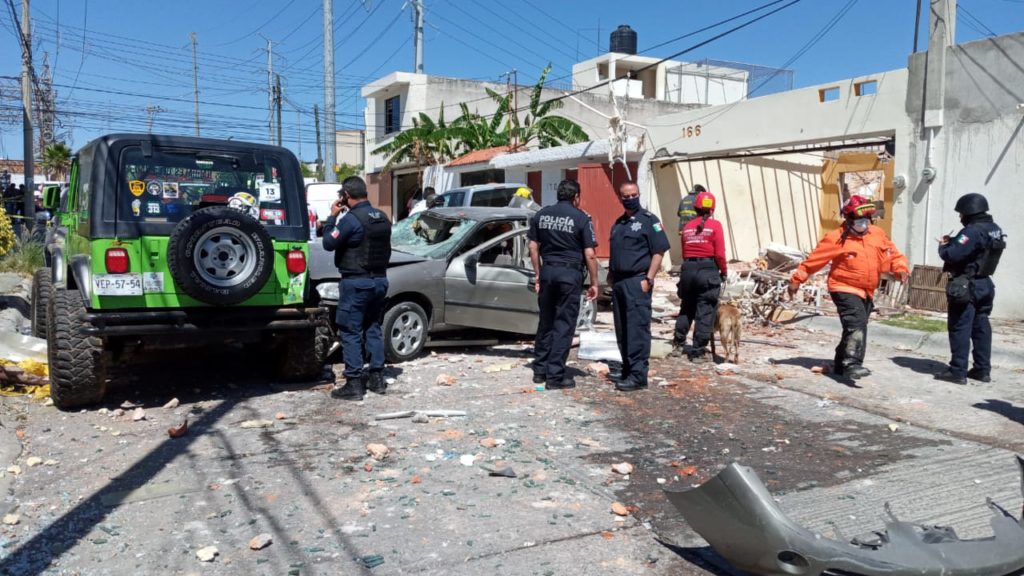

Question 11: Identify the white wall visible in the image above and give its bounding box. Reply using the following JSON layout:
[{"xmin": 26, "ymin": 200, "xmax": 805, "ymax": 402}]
[{"xmin": 899, "ymin": 32, "xmax": 1024, "ymax": 317}]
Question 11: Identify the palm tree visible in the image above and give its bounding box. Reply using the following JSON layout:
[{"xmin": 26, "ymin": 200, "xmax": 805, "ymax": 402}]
[
  {"xmin": 372, "ymin": 105, "xmax": 461, "ymax": 179},
  {"xmin": 41, "ymin": 142, "xmax": 72, "ymax": 181},
  {"xmin": 510, "ymin": 64, "xmax": 588, "ymax": 149}
]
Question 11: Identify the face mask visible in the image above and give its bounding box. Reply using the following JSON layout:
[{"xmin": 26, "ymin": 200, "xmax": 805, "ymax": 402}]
[
  {"xmin": 621, "ymin": 197, "xmax": 641, "ymax": 211},
  {"xmin": 850, "ymin": 218, "xmax": 870, "ymax": 234}
]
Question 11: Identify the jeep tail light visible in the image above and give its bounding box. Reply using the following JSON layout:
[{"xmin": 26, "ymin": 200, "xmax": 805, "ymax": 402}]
[
  {"xmin": 105, "ymin": 248, "xmax": 129, "ymax": 274},
  {"xmin": 286, "ymin": 249, "xmax": 306, "ymax": 274}
]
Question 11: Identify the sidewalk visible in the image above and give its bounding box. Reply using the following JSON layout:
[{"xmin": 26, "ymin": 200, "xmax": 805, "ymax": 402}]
[{"xmin": 792, "ymin": 313, "xmax": 1024, "ymax": 370}]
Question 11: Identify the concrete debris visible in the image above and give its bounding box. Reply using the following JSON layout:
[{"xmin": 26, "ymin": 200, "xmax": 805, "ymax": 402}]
[
  {"xmin": 2, "ymin": 514, "xmax": 19, "ymax": 525},
  {"xmin": 162, "ymin": 398, "xmax": 179, "ymax": 409},
  {"xmin": 6, "ymin": 465, "xmax": 21, "ymax": 475},
  {"xmin": 612, "ymin": 462, "xmax": 634, "ymax": 475},
  {"xmin": 366, "ymin": 443, "xmax": 390, "ymax": 460},
  {"xmin": 578, "ymin": 438, "xmax": 601, "ymax": 448},
  {"xmin": 479, "ymin": 438, "xmax": 498, "ymax": 449},
  {"xmin": 459, "ymin": 454, "xmax": 476, "ymax": 466},
  {"xmin": 611, "ymin": 502, "xmax": 629, "ymax": 516},
  {"xmin": 587, "ymin": 362, "xmax": 610, "ymax": 376},
  {"xmin": 120, "ymin": 401, "xmax": 140, "ymax": 409},
  {"xmin": 811, "ymin": 366, "xmax": 826, "ymax": 374},
  {"xmin": 274, "ymin": 412, "xmax": 287, "ymax": 420},
  {"xmin": 435, "ymin": 373, "xmax": 456, "ymax": 386},
  {"xmin": 411, "ymin": 413, "xmax": 430, "ymax": 424},
  {"xmin": 195, "ymin": 546, "xmax": 218, "ymax": 562},
  {"xmin": 25, "ymin": 456, "xmax": 41, "ymax": 467},
  {"xmin": 111, "ymin": 408, "xmax": 124, "ymax": 417},
  {"xmin": 249, "ymin": 533, "xmax": 273, "ymax": 550},
  {"xmin": 483, "ymin": 362, "xmax": 515, "ymax": 373},
  {"xmin": 714, "ymin": 363, "xmax": 739, "ymax": 373},
  {"xmin": 41, "ymin": 397, "xmax": 53, "ymax": 406},
  {"xmin": 373, "ymin": 410, "xmax": 467, "ymax": 421},
  {"xmin": 888, "ymin": 423, "xmax": 900, "ymax": 432},
  {"xmin": 239, "ymin": 419, "xmax": 274, "ymax": 429},
  {"xmin": 488, "ymin": 467, "xmax": 517, "ymax": 478},
  {"xmin": 132, "ymin": 407, "xmax": 146, "ymax": 421},
  {"xmin": 167, "ymin": 419, "xmax": 188, "ymax": 439}
]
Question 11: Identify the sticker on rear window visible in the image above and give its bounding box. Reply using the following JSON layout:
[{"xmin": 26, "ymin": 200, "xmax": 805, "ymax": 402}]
[
  {"xmin": 146, "ymin": 180, "xmax": 162, "ymax": 196},
  {"xmin": 129, "ymin": 180, "xmax": 145, "ymax": 197},
  {"xmin": 260, "ymin": 183, "xmax": 281, "ymax": 202}
]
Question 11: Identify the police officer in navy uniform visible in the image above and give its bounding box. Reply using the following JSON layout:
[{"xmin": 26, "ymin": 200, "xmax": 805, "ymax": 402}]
[
  {"xmin": 528, "ymin": 179, "xmax": 599, "ymax": 390},
  {"xmin": 936, "ymin": 192, "xmax": 1005, "ymax": 385},
  {"xmin": 609, "ymin": 181, "xmax": 671, "ymax": 392},
  {"xmin": 322, "ymin": 176, "xmax": 393, "ymax": 401}
]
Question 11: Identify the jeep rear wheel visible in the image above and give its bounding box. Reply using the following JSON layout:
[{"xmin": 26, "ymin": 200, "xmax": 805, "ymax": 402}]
[
  {"xmin": 276, "ymin": 322, "xmax": 332, "ymax": 381},
  {"xmin": 48, "ymin": 286, "xmax": 107, "ymax": 409},
  {"xmin": 31, "ymin": 267, "xmax": 52, "ymax": 339},
  {"xmin": 167, "ymin": 206, "xmax": 274, "ymax": 306}
]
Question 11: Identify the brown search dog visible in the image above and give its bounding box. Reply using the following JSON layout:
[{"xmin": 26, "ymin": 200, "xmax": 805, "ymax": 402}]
[{"xmin": 710, "ymin": 302, "xmax": 741, "ymax": 364}]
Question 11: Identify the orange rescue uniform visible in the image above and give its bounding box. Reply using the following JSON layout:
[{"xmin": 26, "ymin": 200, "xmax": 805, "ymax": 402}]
[{"xmin": 791, "ymin": 226, "xmax": 909, "ymax": 299}]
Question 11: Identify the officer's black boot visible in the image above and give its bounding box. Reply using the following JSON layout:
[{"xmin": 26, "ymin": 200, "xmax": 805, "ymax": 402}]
[
  {"xmin": 967, "ymin": 368, "xmax": 991, "ymax": 383},
  {"xmin": 546, "ymin": 377, "xmax": 576, "ymax": 390},
  {"xmin": 331, "ymin": 376, "xmax": 366, "ymax": 400},
  {"xmin": 844, "ymin": 365, "xmax": 870, "ymax": 380},
  {"xmin": 367, "ymin": 371, "xmax": 387, "ymax": 394},
  {"xmin": 935, "ymin": 369, "xmax": 967, "ymax": 385}
]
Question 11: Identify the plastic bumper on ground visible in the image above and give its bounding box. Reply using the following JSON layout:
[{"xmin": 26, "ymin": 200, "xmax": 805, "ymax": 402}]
[
  {"xmin": 664, "ymin": 457, "xmax": 1024, "ymax": 576},
  {"xmin": 81, "ymin": 306, "xmax": 329, "ymax": 337}
]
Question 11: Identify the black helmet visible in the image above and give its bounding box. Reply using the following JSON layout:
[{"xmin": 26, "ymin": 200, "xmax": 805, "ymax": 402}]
[{"xmin": 954, "ymin": 193, "xmax": 988, "ymax": 216}]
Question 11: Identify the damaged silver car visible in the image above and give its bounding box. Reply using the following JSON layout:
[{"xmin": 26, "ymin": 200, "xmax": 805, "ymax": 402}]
[
  {"xmin": 309, "ymin": 207, "xmax": 598, "ymax": 362},
  {"xmin": 664, "ymin": 456, "xmax": 1024, "ymax": 576}
]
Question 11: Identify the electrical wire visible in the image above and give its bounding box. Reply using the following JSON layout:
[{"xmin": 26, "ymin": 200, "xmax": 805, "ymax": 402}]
[{"xmin": 957, "ymin": 4, "xmax": 998, "ymax": 37}]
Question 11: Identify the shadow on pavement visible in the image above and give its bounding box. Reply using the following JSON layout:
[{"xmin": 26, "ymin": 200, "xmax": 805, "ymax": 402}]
[
  {"xmin": 656, "ymin": 541, "xmax": 741, "ymax": 576},
  {"xmin": 769, "ymin": 356, "xmax": 830, "ymax": 369},
  {"xmin": 891, "ymin": 355, "xmax": 947, "ymax": 375},
  {"xmin": 974, "ymin": 399, "xmax": 1024, "ymax": 425},
  {"xmin": 0, "ymin": 348, "xmax": 374, "ymax": 576}
]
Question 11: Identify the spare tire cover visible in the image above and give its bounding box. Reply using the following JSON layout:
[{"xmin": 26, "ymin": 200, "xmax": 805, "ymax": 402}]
[{"xmin": 167, "ymin": 205, "xmax": 274, "ymax": 306}]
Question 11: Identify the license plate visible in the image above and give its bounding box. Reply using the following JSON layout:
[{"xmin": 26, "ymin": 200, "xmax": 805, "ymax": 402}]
[{"xmin": 93, "ymin": 274, "xmax": 143, "ymax": 296}]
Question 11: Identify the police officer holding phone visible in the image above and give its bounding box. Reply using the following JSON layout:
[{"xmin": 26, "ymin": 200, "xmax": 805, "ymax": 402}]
[
  {"xmin": 936, "ymin": 193, "xmax": 1005, "ymax": 385},
  {"xmin": 528, "ymin": 180, "xmax": 599, "ymax": 390},
  {"xmin": 322, "ymin": 176, "xmax": 392, "ymax": 401}
]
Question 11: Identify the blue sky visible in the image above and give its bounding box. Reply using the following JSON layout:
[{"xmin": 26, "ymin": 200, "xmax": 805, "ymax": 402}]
[{"xmin": 1, "ymin": 0, "xmax": 1023, "ymax": 163}]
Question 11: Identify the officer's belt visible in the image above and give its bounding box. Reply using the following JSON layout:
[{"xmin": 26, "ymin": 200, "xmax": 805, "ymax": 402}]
[
  {"xmin": 544, "ymin": 261, "xmax": 584, "ymax": 270},
  {"xmin": 684, "ymin": 257, "xmax": 716, "ymax": 262},
  {"xmin": 341, "ymin": 272, "xmax": 387, "ymax": 279}
]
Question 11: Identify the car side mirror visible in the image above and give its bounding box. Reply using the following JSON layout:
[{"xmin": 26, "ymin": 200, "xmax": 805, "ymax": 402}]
[
  {"xmin": 465, "ymin": 253, "xmax": 479, "ymax": 271},
  {"xmin": 42, "ymin": 185, "xmax": 59, "ymax": 210}
]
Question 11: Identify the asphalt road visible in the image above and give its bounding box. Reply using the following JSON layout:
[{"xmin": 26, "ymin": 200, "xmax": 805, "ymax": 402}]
[{"xmin": 0, "ymin": 292, "xmax": 1022, "ymax": 575}]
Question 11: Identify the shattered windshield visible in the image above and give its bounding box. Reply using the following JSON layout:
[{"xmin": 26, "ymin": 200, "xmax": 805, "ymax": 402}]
[{"xmin": 392, "ymin": 212, "xmax": 478, "ymax": 259}]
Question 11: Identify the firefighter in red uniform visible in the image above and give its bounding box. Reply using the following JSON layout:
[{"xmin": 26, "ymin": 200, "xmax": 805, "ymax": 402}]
[{"xmin": 673, "ymin": 190, "xmax": 727, "ymax": 362}]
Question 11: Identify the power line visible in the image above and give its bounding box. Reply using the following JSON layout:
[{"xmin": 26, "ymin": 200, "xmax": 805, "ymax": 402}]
[
  {"xmin": 212, "ymin": 0, "xmax": 297, "ymax": 47},
  {"xmin": 957, "ymin": 4, "xmax": 998, "ymax": 37}
]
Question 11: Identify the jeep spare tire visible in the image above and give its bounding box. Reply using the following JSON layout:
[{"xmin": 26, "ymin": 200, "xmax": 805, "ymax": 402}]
[{"xmin": 168, "ymin": 205, "xmax": 274, "ymax": 306}]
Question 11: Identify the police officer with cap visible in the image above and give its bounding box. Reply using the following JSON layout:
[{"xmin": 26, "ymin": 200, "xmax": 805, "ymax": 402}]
[
  {"xmin": 937, "ymin": 192, "xmax": 1005, "ymax": 385},
  {"xmin": 528, "ymin": 180, "xmax": 599, "ymax": 390},
  {"xmin": 609, "ymin": 181, "xmax": 671, "ymax": 391},
  {"xmin": 322, "ymin": 176, "xmax": 392, "ymax": 401}
]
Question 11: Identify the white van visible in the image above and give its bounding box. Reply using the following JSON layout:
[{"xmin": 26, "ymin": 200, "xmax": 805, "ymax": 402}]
[{"xmin": 305, "ymin": 182, "xmax": 343, "ymax": 232}]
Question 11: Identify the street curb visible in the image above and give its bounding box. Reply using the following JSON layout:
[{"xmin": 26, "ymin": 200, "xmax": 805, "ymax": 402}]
[{"xmin": 791, "ymin": 314, "xmax": 1024, "ymax": 370}]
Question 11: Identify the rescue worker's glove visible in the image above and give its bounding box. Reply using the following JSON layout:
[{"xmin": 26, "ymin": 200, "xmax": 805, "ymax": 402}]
[{"xmin": 786, "ymin": 282, "xmax": 800, "ymax": 299}]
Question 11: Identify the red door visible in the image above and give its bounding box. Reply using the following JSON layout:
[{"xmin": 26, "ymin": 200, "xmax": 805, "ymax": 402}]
[
  {"xmin": 577, "ymin": 163, "xmax": 620, "ymax": 259},
  {"xmin": 526, "ymin": 171, "xmax": 542, "ymax": 203}
]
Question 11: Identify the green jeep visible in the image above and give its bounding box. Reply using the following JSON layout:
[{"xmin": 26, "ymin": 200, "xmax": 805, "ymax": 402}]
[{"xmin": 32, "ymin": 134, "xmax": 330, "ymax": 409}]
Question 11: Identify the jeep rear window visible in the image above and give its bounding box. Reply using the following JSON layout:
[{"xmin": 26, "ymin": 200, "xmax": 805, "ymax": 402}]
[{"xmin": 118, "ymin": 147, "xmax": 297, "ymax": 229}]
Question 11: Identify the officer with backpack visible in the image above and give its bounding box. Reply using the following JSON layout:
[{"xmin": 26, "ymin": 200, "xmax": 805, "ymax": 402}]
[
  {"xmin": 322, "ymin": 176, "xmax": 393, "ymax": 401},
  {"xmin": 936, "ymin": 193, "xmax": 1005, "ymax": 385}
]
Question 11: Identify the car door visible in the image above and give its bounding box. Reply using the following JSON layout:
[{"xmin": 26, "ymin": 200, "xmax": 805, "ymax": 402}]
[{"xmin": 444, "ymin": 229, "xmax": 539, "ymax": 335}]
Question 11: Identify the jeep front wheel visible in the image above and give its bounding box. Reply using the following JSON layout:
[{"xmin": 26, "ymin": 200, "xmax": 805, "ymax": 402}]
[
  {"xmin": 31, "ymin": 267, "xmax": 52, "ymax": 339},
  {"xmin": 47, "ymin": 286, "xmax": 107, "ymax": 409},
  {"xmin": 167, "ymin": 206, "xmax": 274, "ymax": 306}
]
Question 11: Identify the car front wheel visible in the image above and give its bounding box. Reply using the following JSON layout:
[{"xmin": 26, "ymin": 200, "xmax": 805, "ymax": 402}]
[{"xmin": 383, "ymin": 301, "xmax": 428, "ymax": 363}]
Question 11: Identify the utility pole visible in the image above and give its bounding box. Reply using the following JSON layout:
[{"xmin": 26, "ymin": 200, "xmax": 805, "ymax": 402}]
[
  {"xmin": 191, "ymin": 32, "xmax": 200, "ymax": 136},
  {"xmin": 266, "ymin": 38, "xmax": 274, "ymax": 144},
  {"xmin": 314, "ymin": 104, "xmax": 323, "ymax": 177},
  {"xmin": 413, "ymin": 0, "xmax": 424, "ymax": 73},
  {"xmin": 275, "ymin": 74, "xmax": 283, "ymax": 147},
  {"xmin": 501, "ymin": 69, "xmax": 518, "ymax": 149},
  {"xmin": 296, "ymin": 109, "xmax": 302, "ymax": 159},
  {"xmin": 323, "ymin": 0, "xmax": 337, "ymax": 183},
  {"xmin": 145, "ymin": 105, "xmax": 166, "ymax": 133},
  {"xmin": 20, "ymin": 0, "xmax": 35, "ymax": 220}
]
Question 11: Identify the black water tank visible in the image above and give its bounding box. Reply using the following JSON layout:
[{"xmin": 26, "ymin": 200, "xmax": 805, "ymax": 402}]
[{"xmin": 610, "ymin": 25, "xmax": 637, "ymax": 55}]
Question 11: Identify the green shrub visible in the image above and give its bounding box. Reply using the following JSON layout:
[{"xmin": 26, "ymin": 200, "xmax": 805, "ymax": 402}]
[{"xmin": 0, "ymin": 230, "xmax": 44, "ymax": 276}]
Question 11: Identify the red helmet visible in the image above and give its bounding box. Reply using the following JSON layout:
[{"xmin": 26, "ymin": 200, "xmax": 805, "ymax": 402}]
[
  {"xmin": 694, "ymin": 191, "xmax": 716, "ymax": 213},
  {"xmin": 841, "ymin": 195, "xmax": 876, "ymax": 219}
]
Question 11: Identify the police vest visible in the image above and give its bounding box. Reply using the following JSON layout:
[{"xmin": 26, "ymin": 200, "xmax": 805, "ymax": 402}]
[
  {"xmin": 978, "ymin": 225, "xmax": 1006, "ymax": 277},
  {"xmin": 678, "ymin": 194, "xmax": 698, "ymax": 229},
  {"xmin": 339, "ymin": 206, "xmax": 392, "ymax": 277}
]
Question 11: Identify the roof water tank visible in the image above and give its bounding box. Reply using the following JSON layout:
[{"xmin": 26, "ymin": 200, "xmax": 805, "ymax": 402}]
[{"xmin": 610, "ymin": 25, "xmax": 637, "ymax": 55}]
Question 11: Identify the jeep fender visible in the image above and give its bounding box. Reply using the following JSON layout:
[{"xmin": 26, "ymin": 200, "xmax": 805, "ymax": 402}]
[
  {"xmin": 47, "ymin": 244, "xmax": 65, "ymax": 284},
  {"xmin": 67, "ymin": 255, "xmax": 92, "ymax": 302}
]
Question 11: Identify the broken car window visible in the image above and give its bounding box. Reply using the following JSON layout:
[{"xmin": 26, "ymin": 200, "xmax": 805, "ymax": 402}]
[{"xmin": 392, "ymin": 212, "xmax": 479, "ymax": 259}]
